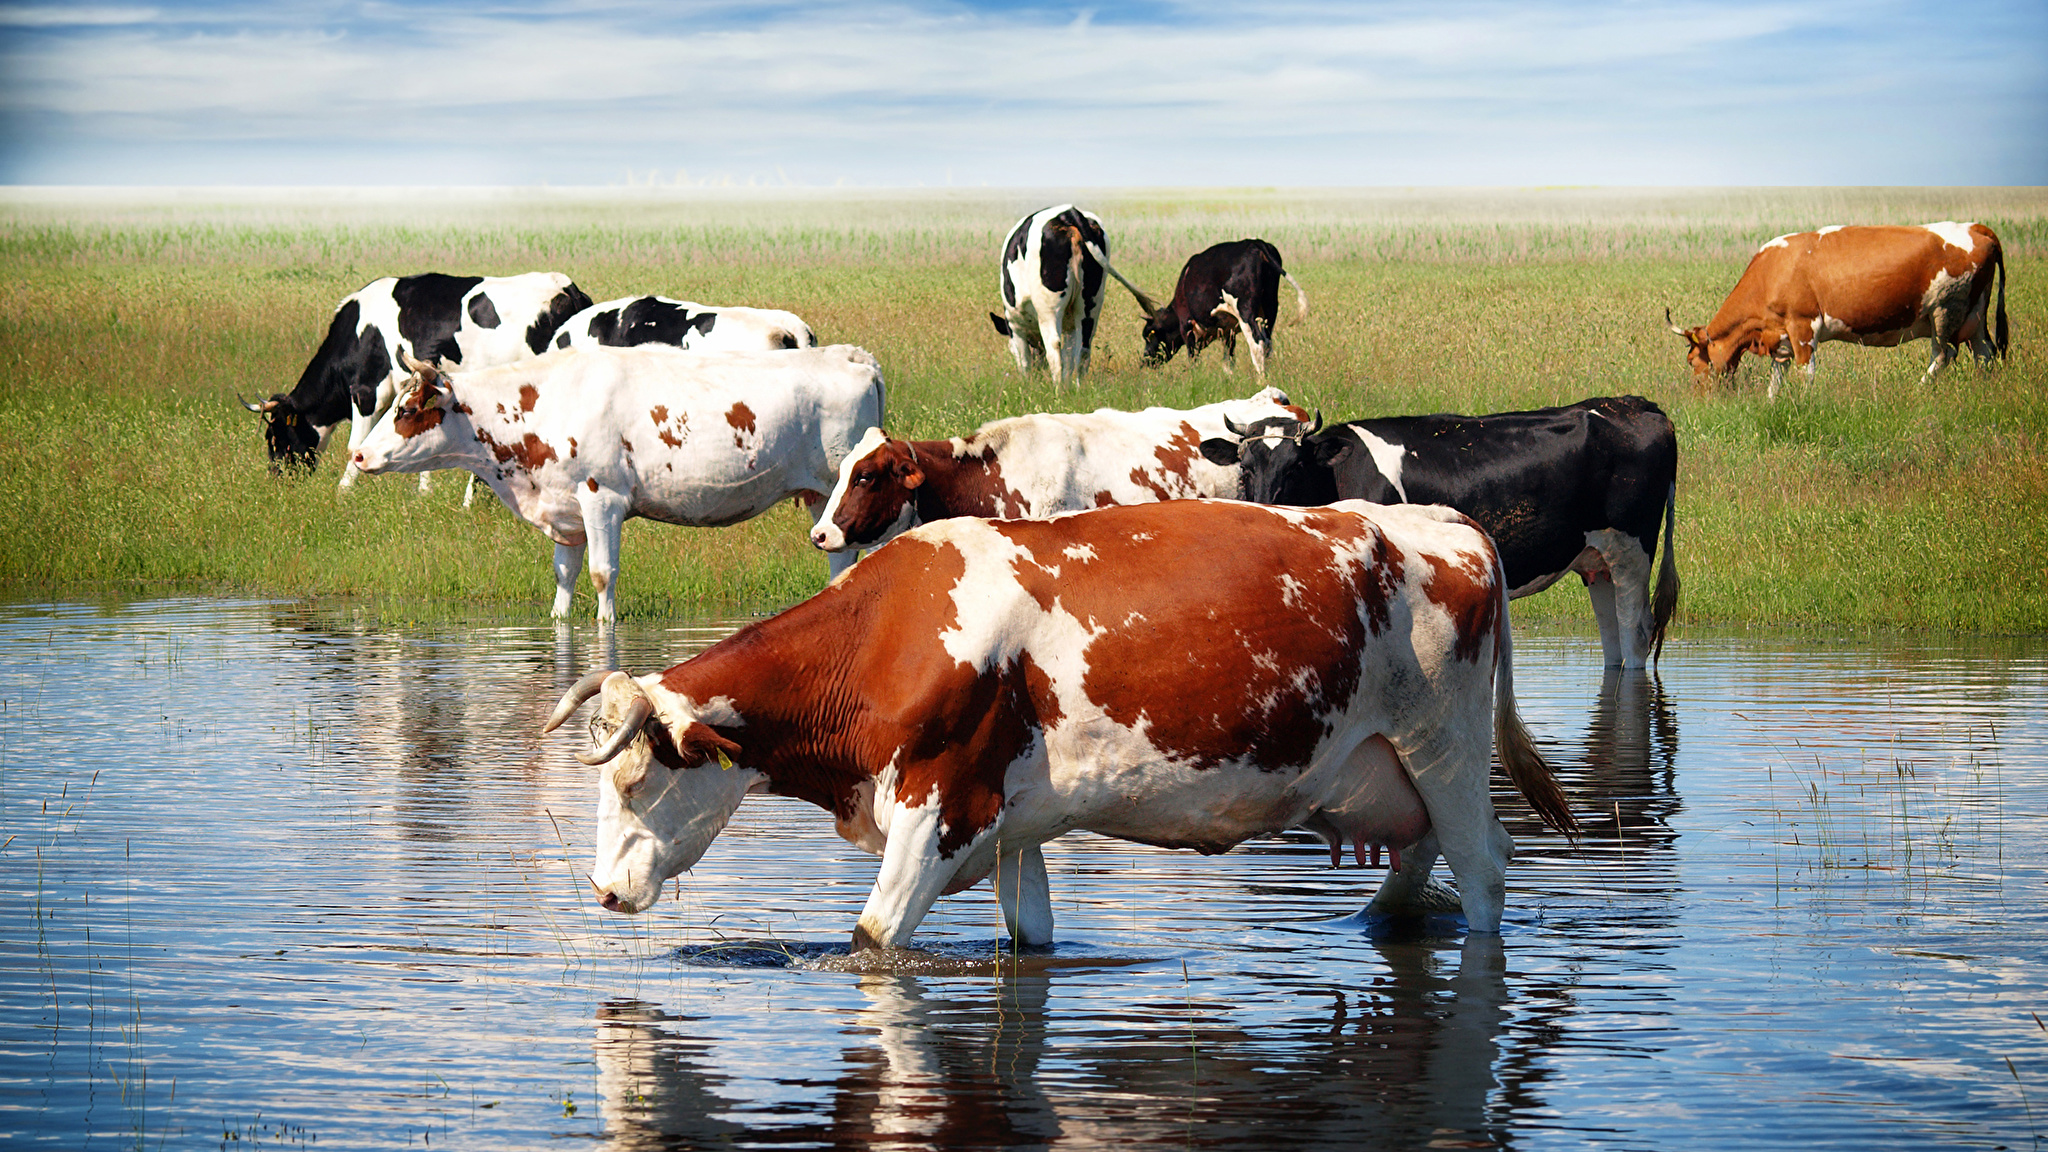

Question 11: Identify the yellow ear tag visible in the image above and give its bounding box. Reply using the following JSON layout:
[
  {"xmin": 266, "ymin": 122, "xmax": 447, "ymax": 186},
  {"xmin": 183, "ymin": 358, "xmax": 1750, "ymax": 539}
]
[{"xmin": 716, "ymin": 749, "xmax": 734, "ymax": 771}]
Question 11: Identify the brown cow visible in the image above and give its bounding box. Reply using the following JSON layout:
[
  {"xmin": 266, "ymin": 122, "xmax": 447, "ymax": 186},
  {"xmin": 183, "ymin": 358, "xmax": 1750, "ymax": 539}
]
[{"xmin": 1668, "ymin": 222, "xmax": 2007, "ymax": 399}]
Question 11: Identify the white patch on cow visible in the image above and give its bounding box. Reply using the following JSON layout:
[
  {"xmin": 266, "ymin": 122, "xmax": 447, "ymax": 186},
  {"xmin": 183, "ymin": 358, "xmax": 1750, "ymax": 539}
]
[
  {"xmin": 1760, "ymin": 233, "xmax": 1796, "ymax": 250},
  {"xmin": 1923, "ymin": 221, "xmax": 1976, "ymax": 251},
  {"xmin": 1817, "ymin": 225, "xmax": 1845, "ymax": 236},
  {"xmin": 1061, "ymin": 544, "xmax": 1097, "ymax": 561},
  {"xmin": 1277, "ymin": 572, "xmax": 1307, "ymax": 609},
  {"xmin": 1352, "ymin": 429, "xmax": 1410, "ymax": 502},
  {"xmin": 1811, "ymin": 311, "xmax": 1849, "ymax": 344}
]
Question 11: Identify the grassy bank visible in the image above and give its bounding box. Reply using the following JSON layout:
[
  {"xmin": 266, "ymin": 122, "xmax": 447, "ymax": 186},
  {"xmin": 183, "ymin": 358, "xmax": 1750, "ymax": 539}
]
[{"xmin": 1, "ymin": 187, "xmax": 2043, "ymax": 631}]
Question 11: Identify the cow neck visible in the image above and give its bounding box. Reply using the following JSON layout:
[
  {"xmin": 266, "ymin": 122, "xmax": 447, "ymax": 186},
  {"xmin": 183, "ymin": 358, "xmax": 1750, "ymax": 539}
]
[
  {"xmin": 913, "ymin": 439, "xmax": 1005, "ymax": 521},
  {"xmin": 448, "ymin": 375, "xmax": 554, "ymax": 530},
  {"xmin": 658, "ymin": 592, "xmax": 876, "ymax": 816}
]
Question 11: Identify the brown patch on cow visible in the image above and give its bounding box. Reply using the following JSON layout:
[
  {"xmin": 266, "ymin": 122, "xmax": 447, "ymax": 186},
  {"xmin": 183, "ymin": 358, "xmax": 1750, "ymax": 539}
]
[
  {"xmin": 519, "ymin": 384, "xmax": 539, "ymax": 412},
  {"xmin": 999, "ymin": 502, "xmax": 1378, "ymax": 772},
  {"xmin": 660, "ymin": 427, "xmax": 683, "ymax": 449},
  {"xmin": 586, "ymin": 477, "xmax": 599, "ymax": 492},
  {"xmin": 483, "ymin": 430, "xmax": 559, "ymax": 470},
  {"xmin": 620, "ymin": 436, "xmax": 633, "ymax": 454},
  {"xmin": 650, "ymin": 405, "xmax": 669, "ymax": 425},
  {"xmin": 392, "ymin": 399, "xmax": 444, "ymax": 439},
  {"xmin": 1421, "ymin": 548, "xmax": 1499, "ymax": 664},
  {"xmin": 725, "ymin": 402, "xmax": 756, "ymax": 435},
  {"xmin": 567, "ymin": 436, "xmax": 578, "ymax": 458},
  {"xmin": 1092, "ymin": 490, "xmax": 1115, "ymax": 508},
  {"xmin": 591, "ymin": 571, "xmax": 609, "ymax": 593}
]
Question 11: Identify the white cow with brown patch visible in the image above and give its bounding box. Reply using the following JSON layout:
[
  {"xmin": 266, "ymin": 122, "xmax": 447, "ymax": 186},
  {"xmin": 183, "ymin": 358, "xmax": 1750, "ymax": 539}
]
[
  {"xmin": 350, "ymin": 344, "xmax": 885, "ymax": 622},
  {"xmin": 809, "ymin": 386, "xmax": 1305, "ymax": 554},
  {"xmin": 546, "ymin": 498, "xmax": 1579, "ymax": 948}
]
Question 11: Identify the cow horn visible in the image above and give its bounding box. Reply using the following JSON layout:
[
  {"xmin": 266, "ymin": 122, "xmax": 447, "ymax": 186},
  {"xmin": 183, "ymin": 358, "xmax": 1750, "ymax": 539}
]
[
  {"xmin": 1664, "ymin": 307, "xmax": 1689, "ymax": 337},
  {"xmin": 1223, "ymin": 415, "xmax": 1249, "ymax": 438},
  {"xmin": 542, "ymin": 669, "xmax": 615, "ymax": 734},
  {"xmin": 577, "ymin": 691, "xmax": 655, "ymax": 767},
  {"xmin": 241, "ymin": 395, "xmax": 281, "ymax": 413},
  {"xmin": 1307, "ymin": 410, "xmax": 1323, "ymax": 436}
]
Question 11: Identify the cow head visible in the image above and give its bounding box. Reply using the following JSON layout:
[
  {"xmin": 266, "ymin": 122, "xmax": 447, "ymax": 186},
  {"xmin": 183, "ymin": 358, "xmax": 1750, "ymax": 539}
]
[
  {"xmin": 1199, "ymin": 412, "xmax": 1336, "ymax": 504},
  {"xmin": 1140, "ymin": 311, "xmax": 1186, "ymax": 366},
  {"xmin": 349, "ymin": 353, "xmax": 461, "ymax": 476},
  {"xmin": 810, "ymin": 427, "xmax": 925, "ymax": 553},
  {"xmin": 543, "ymin": 670, "xmax": 761, "ymax": 915},
  {"xmin": 242, "ymin": 394, "xmax": 323, "ymax": 475},
  {"xmin": 1666, "ymin": 308, "xmax": 1732, "ymax": 377}
]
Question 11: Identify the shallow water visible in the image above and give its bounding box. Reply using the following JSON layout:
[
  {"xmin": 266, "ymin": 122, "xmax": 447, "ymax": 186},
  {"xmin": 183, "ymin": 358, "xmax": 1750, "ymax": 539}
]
[{"xmin": 3, "ymin": 599, "xmax": 2045, "ymax": 1150}]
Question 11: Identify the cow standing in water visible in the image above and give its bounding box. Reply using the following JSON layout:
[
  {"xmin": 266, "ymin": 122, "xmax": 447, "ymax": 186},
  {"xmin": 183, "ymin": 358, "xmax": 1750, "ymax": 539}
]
[
  {"xmin": 245, "ymin": 272, "xmax": 592, "ymax": 483},
  {"xmin": 546, "ymin": 499, "xmax": 1578, "ymax": 948},
  {"xmin": 988, "ymin": 205, "xmax": 1160, "ymax": 387},
  {"xmin": 1203, "ymin": 396, "xmax": 1680, "ymax": 670},
  {"xmin": 1140, "ymin": 239, "xmax": 1309, "ymax": 377},
  {"xmin": 1668, "ymin": 222, "xmax": 2006, "ymax": 399},
  {"xmin": 350, "ymin": 344, "xmax": 885, "ymax": 623}
]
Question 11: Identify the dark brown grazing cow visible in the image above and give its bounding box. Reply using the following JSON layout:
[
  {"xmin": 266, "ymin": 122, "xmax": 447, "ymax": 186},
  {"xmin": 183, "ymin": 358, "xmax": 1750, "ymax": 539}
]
[
  {"xmin": 545, "ymin": 499, "xmax": 1578, "ymax": 949},
  {"xmin": 1141, "ymin": 239, "xmax": 1308, "ymax": 376},
  {"xmin": 1668, "ymin": 222, "xmax": 2006, "ymax": 399}
]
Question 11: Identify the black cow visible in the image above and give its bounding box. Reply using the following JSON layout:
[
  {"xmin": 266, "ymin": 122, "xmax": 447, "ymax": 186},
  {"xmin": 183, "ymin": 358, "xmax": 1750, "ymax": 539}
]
[
  {"xmin": 987, "ymin": 204, "xmax": 1159, "ymax": 387},
  {"xmin": 245, "ymin": 272, "xmax": 591, "ymax": 482},
  {"xmin": 552, "ymin": 295, "xmax": 816, "ymax": 352},
  {"xmin": 1141, "ymin": 239, "xmax": 1308, "ymax": 377},
  {"xmin": 1201, "ymin": 395, "xmax": 1680, "ymax": 668}
]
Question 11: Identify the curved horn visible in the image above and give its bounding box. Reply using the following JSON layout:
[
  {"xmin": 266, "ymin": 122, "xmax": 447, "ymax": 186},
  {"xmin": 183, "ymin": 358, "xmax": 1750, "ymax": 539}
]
[
  {"xmin": 577, "ymin": 691, "xmax": 655, "ymax": 767},
  {"xmin": 1223, "ymin": 415, "xmax": 1249, "ymax": 437},
  {"xmin": 1307, "ymin": 410, "xmax": 1323, "ymax": 436},
  {"xmin": 400, "ymin": 348, "xmax": 434, "ymax": 376},
  {"xmin": 1665, "ymin": 307, "xmax": 1689, "ymax": 337},
  {"xmin": 542, "ymin": 669, "xmax": 615, "ymax": 734},
  {"xmin": 242, "ymin": 395, "xmax": 282, "ymax": 413}
]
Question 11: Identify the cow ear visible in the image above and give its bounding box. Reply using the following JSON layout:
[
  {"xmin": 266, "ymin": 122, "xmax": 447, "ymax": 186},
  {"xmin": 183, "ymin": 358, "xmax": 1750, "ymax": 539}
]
[
  {"xmin": 988, "ymin": 313, "xmax": 1012, "ymax": 337},
  {"xmin": 675, "ymin": 722, "xmax": 742, "ymax": 771},
  {"xmin": 1312, "ymin": 436, "xmax": 1353, "ymax": 467},
  {"xmin": 1199, "ymin": 437, "xmax": 1241, "ymax": 466},
  {"xmin": 899, "ymin": 464, "xmax": 925, "ymax": 490}
]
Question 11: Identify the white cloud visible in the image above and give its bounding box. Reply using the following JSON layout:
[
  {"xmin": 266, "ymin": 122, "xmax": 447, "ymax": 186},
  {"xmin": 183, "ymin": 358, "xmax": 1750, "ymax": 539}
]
[{"xmin": 0, "ymin": 0, "xmax": 2040, "ymax": 184}]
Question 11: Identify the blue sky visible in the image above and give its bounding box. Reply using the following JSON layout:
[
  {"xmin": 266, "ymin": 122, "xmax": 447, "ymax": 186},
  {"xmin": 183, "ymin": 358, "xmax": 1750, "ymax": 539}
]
[{"xmin": 1, "ymin": 0, "xmax": 2042, "ymax": 186}]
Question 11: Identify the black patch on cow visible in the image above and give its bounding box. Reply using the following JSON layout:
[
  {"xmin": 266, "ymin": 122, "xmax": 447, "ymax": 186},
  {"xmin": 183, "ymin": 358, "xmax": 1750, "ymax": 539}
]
[
  {"xmin": 556, "ymin": 331, "xmax": 571, "ymax": 350},
  {"xmin": 989, "ymin": 312, "xmax": 1013, "ymax": 337},
  {"xmin": 1038, "ymin": 220, "xmax": 1073, "ymax": 293},
  {"xmin": 776, "ymin": 331, "xmax": 798, "ymax": 349},
  {"xmin": 585, "ymin": 297, "xmax": 717, "ymax": 348},
  {"xmin": 467, "ymin": 292, "xmax": 502, "ymax": 329},
  {"xmin": 582, "ymin": 307, "xmax": 625, "ymax": 346},
  {"xmin": 392, "ymin": 273, "xmax": 481, "ymax": 366},
  {"xmin": 526, "ymin": 282, "xmax": 592, "ymax": 354},
  {"xmin": 692, "ymin": 311, "xmax": 716, "ymax": 336}
]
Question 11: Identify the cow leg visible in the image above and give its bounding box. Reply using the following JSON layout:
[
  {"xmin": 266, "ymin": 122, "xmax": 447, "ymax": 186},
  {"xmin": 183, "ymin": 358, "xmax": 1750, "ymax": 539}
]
[
  {"xmin": 1585, "ymin": 572, "xmax": 1623, "ymax": 668},
  {"xmin": 575, "ymin": 488, "xmax": 630, "ymax": 624},
  {"xmin": 994, "ymin": 843, "xmax": 1053, "ymax": 947},
  {"xmin": 550, "ymin": 541, "xmax": 585, "ymax": 620},
  {"xmin": 1921, "ymin": 339, "xmax": 1956, "ymax": 386},
  {"xmin": 1389, "ymin": 731, "xmax": 1513, "ymax": 932},
  {"xmin": 1036, "ymin": 313, "xmax": 1070, "ymax": 388},
  {"xmin": 854, "ymin": 800, "xmax": 969, "ymax": 950}
]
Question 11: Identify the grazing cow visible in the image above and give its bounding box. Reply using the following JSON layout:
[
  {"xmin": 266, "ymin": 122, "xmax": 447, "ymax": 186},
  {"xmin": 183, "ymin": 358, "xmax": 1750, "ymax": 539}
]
[
  {"xmin": 349, "ymin": 344, "xmax": 885, "ymax": 623},
  {"xmin": 244, "ymin": 272, "xmax": 592, "ymax": 483},
  {"xmin": 808, "ymin": 386, "xmax": 1306, "ymax": 554},
  {"xmin": 544, "ymin": 499, "xmax": 1578, "ymax": 948},
  {"xmin": 552, "ymin": 296, "xmax": 815, "ymax": 353},
  {"xmin": 1201, "ymin": 396, "xmax": 1680, "ymax": 670},
  {"xmin": 1668, "ymin": 222, "xmax": 2007, "ymax": 400},
  {"xmin": 987, "ymin": 205, "xmax": 1160, "ymax": 386},
  {"xmin": 1140, "ymin": 239, "xmax": 1309, "ymax": 377}
]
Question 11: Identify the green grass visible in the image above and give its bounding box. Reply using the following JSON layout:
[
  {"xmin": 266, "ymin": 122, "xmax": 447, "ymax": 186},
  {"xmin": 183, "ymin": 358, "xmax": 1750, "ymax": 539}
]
[{"xmin": 1, "ymin": 187, "xmax": 2043, "ymax": 631}]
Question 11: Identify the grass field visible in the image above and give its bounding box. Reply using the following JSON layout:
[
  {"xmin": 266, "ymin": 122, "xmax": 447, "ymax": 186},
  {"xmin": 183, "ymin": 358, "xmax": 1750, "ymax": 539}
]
[{"xmin": 2, "ymin": 186, "xmax": 2043, "ymax": 633}]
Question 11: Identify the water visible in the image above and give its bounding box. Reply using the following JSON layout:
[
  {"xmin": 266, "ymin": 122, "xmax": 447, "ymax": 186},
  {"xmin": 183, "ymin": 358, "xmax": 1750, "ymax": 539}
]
[{"xmin": 3, "ymin": 599, "xmax": 2045, "ymax": 1150}]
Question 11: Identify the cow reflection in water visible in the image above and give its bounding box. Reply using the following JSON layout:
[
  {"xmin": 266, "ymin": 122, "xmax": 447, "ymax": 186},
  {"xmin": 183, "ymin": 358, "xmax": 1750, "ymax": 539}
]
[
  {"xmin": 1573, "ymin": 669, "xmax": 1681, "ymax": 858},
  {"xmin": 591, "ymin": 937, "xmax": 1525, "ymax": 1147}
]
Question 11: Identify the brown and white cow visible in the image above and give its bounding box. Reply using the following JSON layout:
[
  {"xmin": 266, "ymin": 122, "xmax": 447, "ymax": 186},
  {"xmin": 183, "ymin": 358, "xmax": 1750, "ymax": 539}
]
[
  {"xmin": 1668, "ymin": 222, "xmax": 2007, "ymax": 399},
  {"xmin": 807, "ymin": 386, "xmax": 1305, "ymax": 554},
  {"xmin": 544, "ymin": 499, "xmax": 1579, "ymax": 948},
  {"xmin": 350, "ymin": 344, "xmax": 885, "ymax": 623}
]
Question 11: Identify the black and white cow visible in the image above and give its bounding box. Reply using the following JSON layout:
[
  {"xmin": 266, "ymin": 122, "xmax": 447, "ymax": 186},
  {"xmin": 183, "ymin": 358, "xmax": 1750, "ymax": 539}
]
[
  {"xmin": 1202, "ymin": 395, "xmax": 1681, "ymax": 669},
  {"xmin": 552, "ymin": 296, "xmax": 816, "ymax": 353},
  {"xmin": 1141, "ymin": 239, "xmax": 1309, "ymax": 377},
  {"xmin": 987, "ymin": 205, "xmax": 1159, "ymax": 386},
  {"xmin": 245, "ymin": 272, "xmax": 592, "ymax": 484}
]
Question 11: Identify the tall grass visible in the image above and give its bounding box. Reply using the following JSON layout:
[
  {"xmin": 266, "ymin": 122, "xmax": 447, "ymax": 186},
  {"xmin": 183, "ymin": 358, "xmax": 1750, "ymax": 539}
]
[{"xmin": 1, "ymin": 187, "xmax": 2042, "ymax": 630}]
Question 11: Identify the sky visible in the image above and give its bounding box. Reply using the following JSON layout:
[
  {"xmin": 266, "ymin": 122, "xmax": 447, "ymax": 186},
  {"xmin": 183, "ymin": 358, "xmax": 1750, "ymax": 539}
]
[{"xmin": 1, "ymin": 0, "xmax": 2043, "ymax": 187}]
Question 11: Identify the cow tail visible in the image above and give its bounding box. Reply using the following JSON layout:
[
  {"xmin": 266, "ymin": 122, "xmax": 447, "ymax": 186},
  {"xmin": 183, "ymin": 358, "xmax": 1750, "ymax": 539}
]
[
  {"xmin": 1994, "ymin": 239, "xmax": 2009, "ymax": 360},
  {"xmin": 1650, "ymin": 481, "xmax": 1680, "ymax": 664},
  {"xmin": 1492, "ymin": 549, "xmax": 1578, "ymax": 837},
  {"xmin": 1081, "ymin": 239, "xmax": 1162, "ymax": 317}
]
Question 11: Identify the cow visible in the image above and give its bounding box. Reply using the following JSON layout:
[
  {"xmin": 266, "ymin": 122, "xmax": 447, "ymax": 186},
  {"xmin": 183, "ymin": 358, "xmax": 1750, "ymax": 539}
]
[
  {"xmin": 1140, "ymin": 239, "xmax": 1309, "ymax": 377},
  {"xmin": 552, "ymin": 296, "xmax": 816, "ymax": 353},
  {"xmin": 348, "ymin": 343, "xmax": 886, "ymax": 623},
  {"xmin": 1668, "ymin": 222, "xmax": 2007, "ymax": 400},
  {"xmin": 807, "ymin": 386, "xmax": 1306, "ymax": 554},
  {"xmin": 543, "ymin": 498, "xmax": 1580, "ymax": 949},
  {"xmin": 987, "ymin": 205, "xmax": 1161, "ymax": 387},
  {"xmin": 1200, "ymin": 396, "xmax": 1680, "ymax": 670},
  {"xmin": 244, "ymin": 272, "xmax": 592, "ymax": 484}
]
